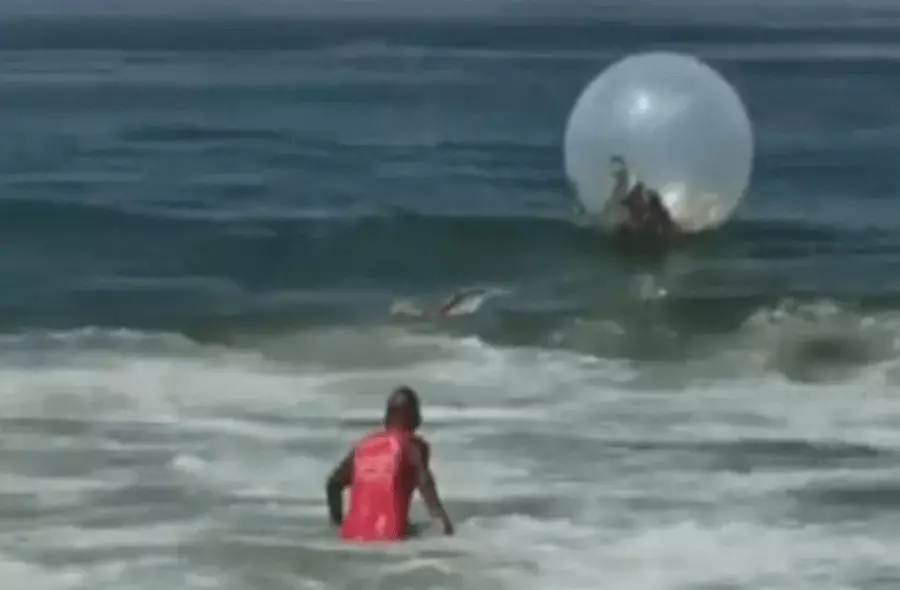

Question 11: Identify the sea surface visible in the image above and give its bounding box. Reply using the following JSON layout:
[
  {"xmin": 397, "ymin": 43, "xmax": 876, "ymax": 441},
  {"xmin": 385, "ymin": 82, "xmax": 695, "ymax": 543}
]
[{"xmin": 2, "ymin": 10, "xmax": 900, "ymax": 590}]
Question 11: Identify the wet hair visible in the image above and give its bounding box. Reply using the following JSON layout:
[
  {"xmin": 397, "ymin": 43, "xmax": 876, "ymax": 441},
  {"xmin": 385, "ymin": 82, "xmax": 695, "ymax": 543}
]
[{"xmin": 384, "ymin": 385, "xmax": 422, "ymax": 430}]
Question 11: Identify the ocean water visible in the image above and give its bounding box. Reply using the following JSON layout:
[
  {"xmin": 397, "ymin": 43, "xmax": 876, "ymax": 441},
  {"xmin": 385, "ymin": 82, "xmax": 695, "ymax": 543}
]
[{"xmin": 2, "ymin": 10, "xmax": 900, "ymax": 590}]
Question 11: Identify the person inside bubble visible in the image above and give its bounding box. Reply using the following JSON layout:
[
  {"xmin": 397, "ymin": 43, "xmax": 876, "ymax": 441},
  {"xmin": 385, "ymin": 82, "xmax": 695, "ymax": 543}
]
[
  {"xmin": 645, "ymin": 191, "xmax": 681, "ymax": 240},
  {"xmin": 607, "ymin": 155, "xmax": 683, "ymax": 244},
  {"xmin": 608, "ymin": 155, "xmax": 643, "ymax": 215}
]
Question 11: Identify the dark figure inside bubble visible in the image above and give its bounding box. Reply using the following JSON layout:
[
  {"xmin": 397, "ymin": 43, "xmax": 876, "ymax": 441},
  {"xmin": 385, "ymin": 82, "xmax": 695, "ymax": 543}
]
[{"xmin": 606, "ymin": 155, "xmax": 684, "ymax": 250}]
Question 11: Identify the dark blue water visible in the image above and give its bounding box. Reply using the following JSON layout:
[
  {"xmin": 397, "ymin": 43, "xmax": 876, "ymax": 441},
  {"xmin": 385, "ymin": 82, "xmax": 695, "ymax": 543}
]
[
  {"xmin": 1, "ymin": 14, "xmax": 899, "ymax": 339},
  {"xmin": 3, "ymin": 12, "xmax": 900, "ymax": 590}
]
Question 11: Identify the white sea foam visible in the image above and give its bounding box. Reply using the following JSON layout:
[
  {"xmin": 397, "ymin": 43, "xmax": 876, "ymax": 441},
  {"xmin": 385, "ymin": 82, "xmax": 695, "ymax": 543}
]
[{"xmin": 1, "ymin": 323, "xmax": 899, "ymax": 589}]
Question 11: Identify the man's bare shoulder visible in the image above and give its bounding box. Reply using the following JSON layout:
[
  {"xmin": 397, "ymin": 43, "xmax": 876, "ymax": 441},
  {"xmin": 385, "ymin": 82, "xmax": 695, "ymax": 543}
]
[
  {"xmin": 406, "ymin": 435, "xmax": 430, "ymax": 466},
  {"xmin": 408, "ymin": 433, "xmax": 429, "ymax": 450}
]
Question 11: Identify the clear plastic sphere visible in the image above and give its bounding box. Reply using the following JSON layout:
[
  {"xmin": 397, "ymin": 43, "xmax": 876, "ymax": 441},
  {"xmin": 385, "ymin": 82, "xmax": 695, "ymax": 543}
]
[{"xmin": 563, "ymin": 52, "xmax": 754, "ymax": 232}]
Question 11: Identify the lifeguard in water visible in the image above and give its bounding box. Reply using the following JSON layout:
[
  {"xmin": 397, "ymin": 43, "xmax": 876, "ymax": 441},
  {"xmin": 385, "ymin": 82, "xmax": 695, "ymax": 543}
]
[{"xmin": 325, "ymin": 386, "xmax": 454, "ymax": 542}]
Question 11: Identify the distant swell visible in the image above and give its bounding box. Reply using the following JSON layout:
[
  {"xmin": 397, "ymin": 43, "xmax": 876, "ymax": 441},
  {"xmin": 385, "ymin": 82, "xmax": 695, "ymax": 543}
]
[
  {"xmin": 0, "ymin": 193, "xmax": 889, "ymax": 254},
  {"xmin": 0, "ymin": 191, "xmax": 866, "ymax": 246},
  {"xmin": 3, "ymin": 16, "xmax": 900, "ymax": 53},
  {"xmin": 2, "ymin": 194, "xmax": 898, "ymax": 300},
  {"xmin": 3, "ymin": 191, "xmax": 900, "ymax": 365}
]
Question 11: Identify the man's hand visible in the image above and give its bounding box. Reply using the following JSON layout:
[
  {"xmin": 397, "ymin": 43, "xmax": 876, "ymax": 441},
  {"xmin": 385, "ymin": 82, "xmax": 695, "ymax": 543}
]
[{"xmin": 427, "ymin": 515, "xmax": 454, "ymax": 536}]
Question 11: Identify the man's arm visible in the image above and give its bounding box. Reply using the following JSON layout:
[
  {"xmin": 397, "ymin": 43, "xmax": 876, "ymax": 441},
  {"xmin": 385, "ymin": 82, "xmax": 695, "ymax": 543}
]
[
  {"xmin": 408, "ymin": 440, "xmax": 453, "ymax": 535},
  {"xmin": 437, "ymin": 292, "xmax": 466, "ymax": 316},
  {"xmin": 325, "ymin": 450, "xmax": 353, "ymax": 526}
]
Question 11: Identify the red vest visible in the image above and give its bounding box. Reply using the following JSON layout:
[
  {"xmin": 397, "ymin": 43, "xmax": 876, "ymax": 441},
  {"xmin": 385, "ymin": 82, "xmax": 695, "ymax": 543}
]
[{"xmin": 340, "ymin": 428, "xmax": 422, "ymax": 542}]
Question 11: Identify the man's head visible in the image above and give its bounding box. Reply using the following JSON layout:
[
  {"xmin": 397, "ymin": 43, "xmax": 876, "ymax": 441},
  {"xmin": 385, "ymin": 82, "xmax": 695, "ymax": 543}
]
[
  {"xmin": 384, "ymin": 385, "xmax": 422, "ymax": 431},
  {"xmin": 609, "ymin": 155, "xmax": 628, "ymax": 180}
]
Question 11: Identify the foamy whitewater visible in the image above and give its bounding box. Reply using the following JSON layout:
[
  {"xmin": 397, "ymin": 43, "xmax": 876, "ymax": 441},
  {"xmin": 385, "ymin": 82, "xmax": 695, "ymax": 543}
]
[
  {"xmin": 2, "ymin": 8, "xmax": 900, "ymax": 590},
  {"xmin": 4, "ymin": 308, "xmax": 900, "ymax": 589}
]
